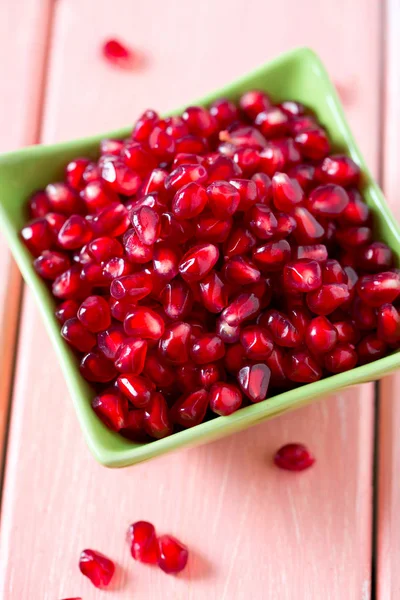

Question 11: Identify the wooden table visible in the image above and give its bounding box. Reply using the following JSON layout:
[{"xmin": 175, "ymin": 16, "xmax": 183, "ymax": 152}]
[{"xmin": 0, "ymin": 1, "xmax": 398, "ymax": 597}]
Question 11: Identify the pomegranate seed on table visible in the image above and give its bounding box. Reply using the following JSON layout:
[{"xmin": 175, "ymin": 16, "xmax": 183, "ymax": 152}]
[
  {"xmin": 260, "ymin": 309, "xmax": 301, "ymax": 347},
  {"xmin": 117, "ymin": 374, "xmax": 155, "ymax": 408},
  {"xmin": 79, "ymin": 548, "xmax": 115, "ymax": 588},
  {"xmin": 179, "ymin": 243, "xmax": 219, "ymax": 281},
  {"xmin": 55, "ymin": 299, "xmax": 79, "ymax": 324},
  {"xmin": 34, "ymin": 250, "xmax": 71, "ymax": 280},
  {"xmin": 61, "ymin": 317, "xmax": 97, "ymax": 352},
  {"xmin": 102, "ymin": 38, "xmax": 132, "ymax": 67},
  {"xmin": 271, "ymin": 172, "xmax": 304, "ymax": 211},
  {"xmin": 223, "ymin": 256, "xmax": 261, "ymax": 285},
  {"xmin": 240, "ymin": 325, "xmax": 274, "ymax": 360},
  {"xmin": 128, "ymin": 521, "xmax": 158, "ymax": 564},
  {"xmin": 157, "ymin": 534, "xmax": 189, "ymax": 574},
  {"xmin": 274, "ymin": 443, "xmax": 315, "ymax": 471},
  {"xmin": 199, "ymin": 362, "xmax": 224, "ymax": 388}
]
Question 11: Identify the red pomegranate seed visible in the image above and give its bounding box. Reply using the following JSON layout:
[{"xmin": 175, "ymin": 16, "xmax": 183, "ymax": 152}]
[
  {"xmin": 102, "ymin": 38, "xmax": 132, "ymax": 67},
  {"xmin": 57, "ymin": 215, "xmax": 92, "ymax": 250},
  {"xmin": 261, "ymin": 309, "xmax": 301, "ymax": 347},
  {"xmin": 170, "ymin": 389, "xmax": 209, "ymax": 427},
  {"xmin": 246, "ymin": 204, "xmax": 278, "ymax": 240},
  {"xmin": 224, "ymin": 343, "xmax": 245, "ymax": 373},
  {"xmin": 27, "ymin": 190, "xmax": 50, "ymax": 218},
  {"xmin": 178, "ymin": 243, "xmax": 219, "ymax": 282},
  {"xmin": 87, "ymin": 236, "xmax": 123, "ymax": 262},
  {"xmin": 292, "ymin": 207, "xmax": 325, "ymax": 244},
  {"xmin": 144, "ymin": 392, "xmax": 172, "ymax": 439},
  {"xmin": 124, "ymin": 229, "xmax": 154, "ymax": 263},
  {"xmin": 339, "ymin": 188, "xmax": 370, "ymax": 226},
  {"xmin": 157, "ymin": 534, "xmax": 188, "ymax": 574},
  {"xmin": 80, "ymin": 180, "xmax": 118, "ymax": 213},
  {"xmin": 251, "ymin": 172, "xmax": 272, "ymax": 205},
  {"xmin": 77, "ymin": 295, "xmax": 111, "ymax": 332},
  {"xmin": 195, "ymin": 213, "xmax": 232, "ymax": 243},
  {"xmin": 128, "ymin": 521, "xmax": 158, "ymax": 564},
  {"xmin": 143, "ymin": 352, "xmax": 176, "ymax": 387},
  {"xmin": 324, "ymin": 343, "xmax": 358, "ymax": 373},
  {"xmin": 233, "ymin": 148, "xmax": 260, "ymax": 176},
  {"xmin": 223, "ymin": 226, "xmax": 256, "ymax": 259},
  {"xmin": 252, "ymin": 239, "xmax": 291, "ymax": 272},
  {"xmin": 209, "ymin": 382, "xmax": 242, "ymax": 416},
  {"xmin": 283, "ymin": 259, "xmax": 322, "ymax": 293},
  {"xmin": 65, "ymin": 158, "xmax": 90, "ymax": 191},
  {"xmin": 288, "ymin": 163, "xmax": 316, "ymax": 192},
  {"xmin": 131, "ymin": 205, "xmax": 160, "ymax": 246},
  {"xmin": 132, "ymin": 109, "xmax": 159, "ymax": 143},
  {"xmin": 320, "ymin": 154, "xmax": 360, "ymax": 187},
  {"xmin": 21, "ymin": 218, "xmax": 54, "ymax": 256},
  {"xmin": 159, "ymin": 321, "xmax": 192, "ymax": 364},
  {"xmin": 351, "ymin": 296, "xmax": 377, "ymax": 331},
  {"xmin": 45, "ymin": 182, "xmax": 83, "ymax": 215},
  {"xmin": 79, "ymin": 549, "xmax": 115, "ymax": 588},
  {"xmin": 125, "ymin": 307, "xmax": 165, "ymax": 339},
  {"xmin": 306, "ymin": 316, "xmax": 338, "ymax": 353},
  {"xmin": 295, "ymin": 128, "xmax": 330, "ymax": 160},
  {"xmin": 205, "ymin": 181, "xmax": 240, "ymax": 218},
  {"xmin": 223, "ymin": 256, "xmax": 261, "ymax": 285},
  {"xmin": 285, "ymin": 348, "xmax": 322, "ymax": 382},
  {"xmin": 148, "ymin": 126, "xmax": 176, "ymax": 161},
  {"xmin": 209, "ymin": 97, "xmax": 239, "ymax": 127},
  {"xmin": 271, "ymin": 172, "xmax": 304, "ymax": 212},
  {"xmin": 122, "ymin": 142, "xmax": 157, "ymax": 174},
  {"xmin": 199, "ymin": 362, "xmax": 224, "ymax": 389},
  {"xmin": 357, "ymin": 334, "xmax": 387, "ymax": 364},
  {"xmin": 265, "ymin": 346, "xmax": 288, "ymax": 387},
  {"xmin": 322, "ymin": 259, "xmax": 347, "ymax": 284},
  {"xmin": 307, "ymin": 184, "xmax": 349, "ymax": 217},
  {"xmin": 216, "ymin": 317, "xmax": 241, "ymax": 344},
  {"xmin": 52, "ymin": 267, "xmax": 89, "ymax": 299},
  {"xmin": 377, "ymin": 303, "xmax": 400, "ymax": 344},
  {"xmin": 97, "ymin": 324, "xmax": 126, "ymax": 359},
  {"xmin": 172, "ymin": 182, "xmax": 208, "ymax": 220},
  {"xmin": 80, "ymin": 351, "xmax": 117, "ymax": 382},
  {"xmin": 152, "ymin": 244, "xmax": 180, "ymax": 282},
  {"xmin": 165, "ymin": 164, "xmax": 208, "ymax": 191},
  {"xmin": 159, "ymin": 279, "xmax": 192, "ymax": 320},
  {"xmin": 220, "ymin": 124, "xmax": 268, "ymax": 150},
  {"xmin": 120, "ymin": 409, "xmax": 147, "ymax": 441},
  {"xmin": 190, "ymin": 333, "xmax": 225, "ymax": 364},
  {"xmin": 100, "ymin": 138, "xmax": 124, "ymax": 156},
  {"xmin": 61, "ymin": 317, "xmax": 96, "ymax": 352},
  {"xmin": 207, "ymin": 155, "xmax": 241, "ymax": 183},
  {"xmin": 114, "ymin": 339, "xmax": 147, "ymax": 374},
  {"xmin": 55, "ymin": 299, "xmax": 79, "ymax": 324},
  {"xmin": 255, "ymin": 107, "xmax": 289, "ymax": 138},
  {"xmin": 307, "ymin": 283, "xmax": 350, "ymax": 315},
  {"xmin": 356, "ymin": 242, "xmax": 393, "ymax": 272},
  {"xmin": 117, "ymin": 374, "xmax": 155, "ymax": 408},
  {"xmin": 182, "ymin": 106, "xmax": 217, "ymax": 138},
  {"xmin": 240, "ymin": 325, "xmax": 274, "ymax": 360},
  {"xmin": 176, "ymin": 362, "xmax": 200, "ymax": 392},
  {"xmin": 110, "ymin": 271, "xmax": 153, "ymax": 302},
  {"xmin": 357, "ymin": 272, "xmax": 400, "ymax": 307},
  {"xmin": 336, "ymin": 226, "xmax": 372, "ymax": 248},
  {"xmin": 91, "ymin": 392, "xmax": 128, "ymax": 431},
  {"xmin": 274, "ymin": 443, "xmax": 315, "ymax": 471},
  {"xmin": 333, "ymin": 320, "xmax": 360, "ymax": 345},
  {"xmin": 293, "ymin": 244, "xmax": 328, "ymax": 263},
  {"xmin": 221, "ymin": 293, "xmax": 260, "ymax": 326},
  {"xmin": 92, "ymin": 202, "xmax": 130, "ymax": 237},
  {"xmin": 34, "ymin": 250, "xmax": 70, "ymax": 280},
  {"xmin": 101, "ymin": 159, "xmax": 141, "ymax": 196},
  {"xmin": 239, "ymin": 90, "xmax": 271, "ymax": 119},
  {"xmin": 237, "ymin": 362, "xmax": 271, "ymax": 403},
  {"xmin": 198, "ymin": 270, "xmax": 227, "ymax": 313}
]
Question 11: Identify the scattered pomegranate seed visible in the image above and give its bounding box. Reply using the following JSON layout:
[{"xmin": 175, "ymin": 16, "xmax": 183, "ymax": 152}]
[
  {"xmin": 128, "ymin": 521, "xmax": 159, "ymax": 563},
  {"xmin": 79, "ymin": 549, "xmax": 115, "ymax": 588},
  {"xmin": 274, "ymin": 443, "xmax": 315, "ymax": 471},
  {"xmin": 157, "ymin": 534, "xmax": 189, "ymax": 574},
  {"xmin": 102, "ymin": 38, "xmax": 132, "ymax": 68}
]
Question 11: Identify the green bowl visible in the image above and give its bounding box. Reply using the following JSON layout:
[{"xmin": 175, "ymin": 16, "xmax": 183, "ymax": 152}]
[{"xmin": 1, "ymin": 47, "xmax": 400, "ymax": 467}]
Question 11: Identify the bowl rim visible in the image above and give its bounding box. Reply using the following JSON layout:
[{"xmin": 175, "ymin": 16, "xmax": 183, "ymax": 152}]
[{"xmin": 1, "ymin": 46, "xmax": 400, "ymax": 468}]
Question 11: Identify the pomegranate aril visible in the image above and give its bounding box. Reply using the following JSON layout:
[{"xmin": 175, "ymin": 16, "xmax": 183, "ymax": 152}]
[
  {"xmin": 79, "ymin": 549, "xmax": 115, "ymax": 588},
  {"xmin": 139, "ymin": 168, "xmax": 169, "ymax": 200},
  {"xmin": 339, "ymin": 188, "xmax": 370, "ymax": 226},
  {"xmin": 157, "ymin": 534, "xmax": 188, "ymax": 574},
  {"xmin": 285, "ymin": 348, "xmax": 322, "ymax": 383},
  {"xmin": 223, "ymin": 256, "xmax": 260, "ymax": 285},
  {"xmin": 92, "ymin": 392, "xmax": 128, "ymax": 431},
  {"xmin": 356, "ymin": 241, "xmax": 393, "ymax": 272},
  {"xmin": 209, "ymin": 381, "xmax": 243, "ymax": 416},
  {"xmin": 206, "ymin": 155, "xmax": 241, "ymax": 183},
  {"xmin": 221, "ymin": 293, "xmax": 260, "ymax": 326},
  {"xmin": 274, "ymin": 443, "xmax": 314, "ymax": 471},
  {"xmin": 324, "ymin": 343, "xmax": 358, "ymax": 373},
  {"xmin": 120, "ymin": 409, "xmax": 148, "ymax": 441},
  {"xmin": 237, "ymin": 362, "xmax": 271, "ymax": 403},
  {"xmin": 21, "ymin": 218, "xmax": 54, "ymax": 256},
  {"xmin": 102, "ymin": 38, "xmax": 132, "ymax": 67},
  {"xmin": 196, "ymin": 270, "xmax": 227, "ymax": 313},
  {"xmin": 56, "ymin": 215, "xmax": 92, "ymax": 250},
  {"xmin": 240, "ymin": 325, "xmax": 274, "ymax": 360},
  {"xmin": 61, "ymin": 317, "xmax": 96, "ymax": 352},
  {"xmin": 114, "ymin": 339, "xmax": 147, "ymax": 374},
  {"xmin": 223, "ymin": 226, "xmax": 256, "ymax": 259},
  {"xmin": 159, "ymin": 321, "xmax": 192, "ymax": 364},
  {"xmin": 357, "ymin": 272, "xmax": 400, "ymax": 307},
  {"xmin": 162, "ymin": 115, "xmax": 190, "ymax": 139},
  {"xmin": 117, "ymin": 374, "xmax": 155, "ymax": 408},
  {"xmin": 77, "ymin": 296, "xmax": 111, "ymax": 332},
  {"xmin": 251, "ymin": 173, "xmax": 272, "ymax": 205},
  {"xmin": 333, "ymin": 320, "xmax": 360, "ymax": 345},
  {"xmin": 233, "ymin": 148, "xmax": 260, "ymax": 177},
  {"xmin": 45, "ymin": 182, "xmax": 83, "ymax": 215},
  {"xmin": 292, "ymin": 207, "xmax": 325, "ymax": 244},
  {"xmin": 293, "ymin": 244, "xmax": 328, "ymax": 263},
  {"xmin": 170, "ymin": 389, "xmax": 209, "ymax": 428},
  {"xmin": 306, "ymin": 316, "xmax": 338, "ymax": 353},
  {"xmin": 190, "ymin": 333, "xmax": 225, "ymax": 364},
  {"xmin": 100, "ymin": 138, "xmax": 124, "ymax": 156},
  {"xmin": 265, "ymin": 346, "xmax": 288, "ymax": 387},
  {"xmin": 97, "ymin": 324, "xmax": 126, "ymax": 359},
  {"xmin": 288, "ymin": 163, "xmax": 316, "ymax": 192},
  {"xmin": 178, "ymin": 243, "xmax": 219, "ymax": 282},
  {"xmin": 307, "ymin": 283, "xmax": 350, "ymax": 315},
  {"xmin": 216, "ymin": 317, "xmax": 241, "ymax": 344},
  {"xmin": 165, "ymin": 164, "xmax": 207, "ymax": 192},
  {"xmin": 239, "ymin": 90, "xmax": 271, "ymax": 119},
  {"xmin": 122, "ymin": 142, "xmax": 157, "ymax": 174},
  {"xmin": 357, "ymin": 333, "xmax": 387, "ymax": 364},
  {"xmin": 34, "ymin": 250, "xmax": 70, "ymax": 280},
  {"xmin": 182, "ymin": 105, "xmax": 217, "ymax": 138},
  {"xmin": 271, "ymin": 172, "xmax": 304, "ymax": 211},
  {"xmin": 125, "ymin": 307, "xmax": 165, "ymax": 339},
  {"xmin": 199, "ymin": 362, "xmax": 224, "ymax": 389},
  {"xmin": 322, "ymin": 259, "xmax": 347, "ymax": 284},
  {"xmin": 27, "ymin": 190, "xmax": 50, "ymax": 218},
  {"xmin": 195, "ymin": 213, "xmax": 232, "ymax": 243},
  {"xmin": 210, "ymin": 97, "xmax": 239, "ymax": 127},
  {"xmin": 80, "ymin": 351, "xmax": 117, "ymax": 382},
  {"xmin": 295, "ymin": 127, "xmax": 330, "ymax": 160},
  {"xmin": 352, "ymin": 296, "xmax": 377, "ymax": 331},
  {"xmin": 283, "ymin": 259, "xmax": 322, "ymax": 293},
  {"xmin": 143, "ymin": 352, "xmax": 176, "ymax": 387},
  {"xmin": 53, "ymin": 267, "xmax": 88, "ymax": 299},
  {"xmin": 132, "ymin": 109, "xmax": 159, "ymax": 142},
  {"xmin": 261, "ymin": 309, "xmax": 301, "ymax": 347},
  {"xmin": 320, "ymin": 154, "xmax": 360, "ymax": 187},
  {"xmin": 336, "ymin": 226, "xmax": 372, "ymax": 248},
  {"xmin": 55, "ymin": 299, "xmax": 79, "ymax": 324},
  {"xmin": 255, "ymin": 107, "xmax": 289, "ymax": 139},
  {"xmin": 172, "ymin": 181, "xmax": 208, "ymax": 220},
  {"xmin": 131, "ymin": 205, "xmax": 160, "ymax": 246},
  {"xmin": 144, "ymin": 392, "xmax": 172, "ymax": 439},
  {"xmin": 176, "ymin": 362, "xmax": 200, "ymax": 392},
  {"xmin": 101, "ymin": 158, "xmax": 141, "ymax": 196},
  {"xmin": 148, "ymin": 126, "xmax": 176, "ymax": 161},
  {"xmin": 175, "ymin": 135, "xmax": 208, "ymax": 155},
  {"xmin": 92, "ymin": 202, "xmax": 130, "ymax": 237},
  {"xmin": 80, "ymin": 180, "xmax": 118, "ymax": 214},
  {"xmin": 229, "ymin": 179, "xmax": 259, "ymax": 212},
  {"xmin": 128, "ymin": 521, "xmax": 158, "ymax": 564},
  {"xmin": 80, "ymin": 263, "xmax": 109, "ymax": 287},
  {"xmin": 252, "ymin": 239, "xmax": 291, "ymax": 272},
  {"xmin": 307, "ymin": 184, "xmax": 349, "ymax": 217},
  {"xmin": 206, "ymin": 181, "xmax": 240, "ymax": 218},
  {"xmin": 159, "ymin": 279, "xmax": 191, "ymax": 321},
  {"xmin": 87, "ymin": 236, "xmax": 123, "ymax": 263},
  {"xmin": 110, "ymin": 271, "xmax": 153, "ymax": 301},
  {"xmin": 377, "ymin": 304, "xmax": 400, "ymax": 344},
  {"xmin": 246, "ymin": 204, "xmax": 278, "ymax": 240}
]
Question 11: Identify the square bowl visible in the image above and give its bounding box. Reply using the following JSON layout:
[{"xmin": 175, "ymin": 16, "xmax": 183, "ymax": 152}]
[{"xmin": 1, "ymin": 47, "xmax": 400, "ymax": 468}]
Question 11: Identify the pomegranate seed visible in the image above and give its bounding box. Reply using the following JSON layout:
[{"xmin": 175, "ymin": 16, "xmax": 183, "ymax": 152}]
[
  {"xmin": 34, "ymin": 250, "xmax": 70, "ymax": 280},
  {"xmin": 157, "ymin": 534, "xmax": 188, "ymax": 574},
  {"xmin": 160, "ymin": 279, "xmax": 193, "ymax": 320},
  {"xmin": 65, "ymin": 158, "xmax": 90, "ymax": 191},
  {"xmin": 306, "ymin": 316, "xmax": 338, "ymax": 353},
  {"xmin": 240, "ymin": 325, "xmax": 274, "ymax": 360},
  {"xmin": 117, "ymin": 374, "xmax": 155, "ymax": 408},
  {"xmin": 274, "ymin": 443, "xmax": 314, "ymax": 471},
  {"xmin": 239, "ymin": 90, "xmax": 271, "ymax": 119},
  {"xmin": 57, "ymin": 215, "xmax": 92, "ymax": 250},
  {"xmin": 285, "ymin": 349, "xmax": 322, "ymax": 382},
  {"xmin": 252, "ymin": 239, "xmax": 291, "ymax": 272},
  {"xmin": 144, "ymin": 392, "xmax": 172, "ymax": 439},
  {"xmin": 165, "ymin": 164, "xmax": 208, "ymax": 191},
  {"xmin": 279, "ymin": 100, "xmax": 306, "ymax": 116},
  {"xmin": 295, "ymin": 128, "xmax": 330, "ymax": 160},
  {"xmin": 199, "ymin": 362, "xmax": 224, "ymax": 388},
  {"xmin": 357, "ymin": 334, "xmax": 387, "ymax": 364},
  {"xmin": 175, "ymin": 135, "xmax": 208, "ymax": 155},
  {"xmin": 307, "ymin": 283, "xmax": 350, "ymax": 315},
  {"xmin": 170, "ymin": 389, "xmax": 209, "ymax": 427},
  {"xmin": 97, "ymin": 324, "xmax": 126, "ymax": 359},
  {"xmin": 336, "ymin": 226, "xmax": 372, "ymax": 248},
  {"xmin": 162, "ymin": 116, "xmax": 190, "ymax": 139},
  {"xmin": 223, "ymin": 256, "xmax": 261, "ymax": 285},
  {"xmin": 123, "ymin": 229, "xmax": 153, "ymax": 263},
  {"xmin": 101, "ymin": 159, "xmax": 141, "ymax": 196},
  {"xmin": 143, "ymin": 352, "xmax": 176, "ymax": 387},
  {"xmin": 221, "ymin": 293, "xmax": 260, "ymax": 326},
  {"xmin": 293, "ymin": 244, "xmax": 328, "ymax": 263},
  {"xmin": 125, "ymin": 307, "xmax": 165, "ymax": 339},
  {"xmin": 233, "ymin": 148, "xmax": 260, "ymax": 176},
  {"xmin": 251, "ymin": 173, "xmax": 272, "ymax": 205},
  {"xmin": 320, "ymin": 154, "xmax": 360, "ymax": 187},
  {"xmin": 216, "ymin": 318, "xmax": 241, "ymax": 344},
  {"xmin": 182, "ymin": 106, "xmax": 217, "ymax": 138},
  {"xmin": 92, "ymin": 392, "xmax": 128, "ymax": 431},
  {"xmin": 114, "ymin": 339, "xmax": 147, "ymax": 374},
  {"xmin": 128, "ymin": 521, "xmax": 158, "ymax": 564},
  {"xmin": 55, "ymin": 299, "xmax": 79, "ymax": 324},
  {"xmin": 283, "ymin": 259, "xmax": 322, "ymax": 293},
  {"xmin": 195, "ymin": 213, "xmax": 232, "ymax": 243},
  {"xmin": 172, "ymin": 182, "xmax": 208, "ymax": 220},
  {"xmin": 198, "ymin": 270, "xmax": 227, "ymax": 313},
  {"xmin": 77, "ymin": 296, "xmax": 111, "ymax": 332},
  {"xmin": 80, "ymin": 351, "xmax": 117, "ymax": 382},
  {"xmin": 258, "ymin": 143, "xmax": 286, "ymax": 176},
  {"xmin": 27, "ymin": 190, "xmax": 50, "ymax": 218},
  {"xmin": 246, "ymin": 204, "xmax": 278, "ymax": 240},
  {"xmin": 130, "ymin": 205, "xmax": 160, "ymax": 246},
  {"xmin": 92, "ymin": 202, "xmax": 130, "ymax": 237},
  {"xmin": 261, "ymin": 309, "xmax": 301, "ymax": 347},
  {"xmin": 207, "ymin": 155, "xmax": 241, "ymax": 183},
  {"xmin": 132, "ymin": 109, "xmax": 159, "ymax": 143},
  {"xmin": 45, "ymin": 182, "xmax": 83, "ymax": 215},
  {"xmin": 148, "ymin": 126, "xmax": 176, "ymax": 161},
  {"xmin": 102, "ymin": 38, "xmax": 132, "ymax": 67},
  {"xmin": 220, "ymin": 124, "xmax": 267, "ymax": 150},
  {"xmin": 229, "ymin": 179, "xmax": 259, "ymax": 212},
  {"xmin": 352, "ymin": 296, "xmax": 378, "ymax": 331},
  {"xmin": 292, "ymin": 207, "xmax": 325, "ymax": 244},
  {"xmin": 322, "ymin": 259, "xmax": 347, "ymax": 284},
  {"xmin": 255, "ymin": 107, "xmax": 289, "ymax": 138},
  {"xmin": 288, "ymin": 163, "xmax": 316, "ymax": 192},
  {"xmin": 206, "ymin": 181, "xmax": 240, "ymax": 218},
  {"xmin": 265, "ymin": 346, "xmax": 288, "ymax": 387},
  {"xmin": 209, "ymin": 382, "xmax": 242, "ymax": 416},
  {"xmin": 339, "ymin": 188, "xmax": 370, "ymax": 226},
  {"xmin": 61, "ymin": 317, "xmax": 96, "ymax": 352},
  {"xmin": 237, "ymin": 363, "xmax": 271, "ymax": 403},
  {"xmin": 176, "ymin": 361, "xmax": 200, "ymax": 392},
  {"xmin": 324, "ymin": 343, "xmax": 358, "ymax": 373},
  {"xmin": 377, "ymin": 304, "xmax": 400, "ymax": 343},
  {"xmin": 357, "ymin": 272, "xmax": 400, "ymax": 307},
  {"xmin": 120, "ymin": 409, "xmax": 148, "ymax": 441},
  {"xmin": 178, "ymin": 243, "xmax": 219, "ymax": 282},
  {"xmin": 307, "ymin": 184, "xmax": 349, "ymax": 217},
  {"xmin": 271, "ymin": 172, "xmax": 304, "ymax": 211},
  {"xmin": 110, "ymin": 271, "xmax": 153, "ymax": 302},
  {"xmin": 80, "ymin": 180, "xmax": 118, "ymax": 213},
  {"xmin": 100, "ymin": 138, "xmax": 124, "ymax": 156},
  {"xmin": 223, "ymin": 226, "xmax": 256, "ymax": 259},
  {"xmin": 52, "ymin": 267, "xmax": 89, "ymax": 300},
  {"xmin": 122, "ymin": 142, "xmax": 157, "ymax": 174},
  {"xmin": 159, "ymin": 321, "xmax": 192, "ymax": 364},
  {"xmin": 190, "ymin": 333, "xmax": 225, "ymax": 364},
  {"xmin": 333, "ymin": 320, "xmax": 360, "ymax": 345},
  {"xmin": 209, "ymin": 98, "xmax": 239, "ymax": 127},
  {"xmin": 21, "ymin": 218, "xmax": 54, "ymax": 256},
  {"xmin": 356, "ymin": 242, "xmax": 393, "ymax": 272},
  {"xmin": 79, "ymin": 549, "xmax": 115, "ymax": 588}
]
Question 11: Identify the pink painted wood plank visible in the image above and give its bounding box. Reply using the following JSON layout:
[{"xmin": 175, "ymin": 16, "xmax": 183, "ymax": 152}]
[
  {"xmin": 377, "ymin": 0, "xmax": 400, "ymax": 597},
  {"xmin": 0, "ymin": 0, "xmax": 380, "ymax": 598},
  {"xmin": 0, "ymin": 0, "xmax": 53, "ymax": 470}
]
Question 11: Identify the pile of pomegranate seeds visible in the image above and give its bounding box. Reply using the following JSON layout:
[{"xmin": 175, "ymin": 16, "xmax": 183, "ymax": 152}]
[
  {"xmin": 21, "ymin": 90, "xmax": 400, "ymax": 441},
  {"xmin": 274, "ymin": 443, "xmax": 315, "ymax": 471}
]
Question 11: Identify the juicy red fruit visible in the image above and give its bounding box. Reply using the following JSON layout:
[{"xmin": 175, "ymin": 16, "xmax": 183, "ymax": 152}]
[
  {"xmin": 79, "ymin": 549, "xmax": 115, "ymax": 588},
  {"xmin": 274, "ymin": 443, "xmax": 315, "ymax": 471},
  {"xmin": 157, "ymin": 534, "xmax": 189, "ymax": 574},
  {"xmin": 128, "ymin": 521, "xmax": 158, "ymax": 564}
]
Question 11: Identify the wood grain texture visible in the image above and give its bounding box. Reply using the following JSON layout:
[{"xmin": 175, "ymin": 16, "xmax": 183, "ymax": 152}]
[
  {"xmin": 377, "ymin": 0, "xmax": 400, "ymax": 597},
  {"xmin": 0, "ymin": 0, "xmax": 381, "ymax": 598},
  {"xmin": 0, "ymin": 0, "xmax": 53, "ymax": 477}
]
